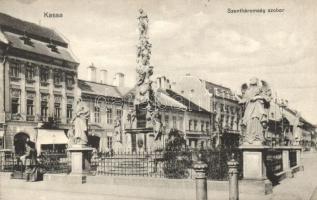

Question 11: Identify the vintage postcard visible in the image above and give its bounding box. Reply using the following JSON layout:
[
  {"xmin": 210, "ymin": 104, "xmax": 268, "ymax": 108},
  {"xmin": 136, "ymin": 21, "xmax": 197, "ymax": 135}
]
[{"xmin": 0, "ymin": 0, "xmax": 316, "ymax": 200}]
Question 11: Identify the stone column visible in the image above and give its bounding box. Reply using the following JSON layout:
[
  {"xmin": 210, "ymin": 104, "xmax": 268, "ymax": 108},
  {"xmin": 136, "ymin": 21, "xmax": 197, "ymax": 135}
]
[{"xmin": 193, "ymin": 160, "xmax": 208, "ymax": 200}]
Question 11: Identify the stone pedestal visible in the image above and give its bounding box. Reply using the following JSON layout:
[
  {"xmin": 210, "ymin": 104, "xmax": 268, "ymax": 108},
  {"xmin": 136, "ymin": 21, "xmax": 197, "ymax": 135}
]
[
  {"xmin": 66, "ymin": 145, "xmax": 93, "ymax": 184},
  {"xmin": 239, "ymin": 145, "xmax": 272, "ymax": 194}
]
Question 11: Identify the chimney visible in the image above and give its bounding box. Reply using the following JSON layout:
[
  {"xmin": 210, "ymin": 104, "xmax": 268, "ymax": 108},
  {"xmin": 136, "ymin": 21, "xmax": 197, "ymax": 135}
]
[
  {"xmin": 87, "ymin": 63, "xmax": 97, "ymax": 82},
  {"xmin": 100, "ymin": 69, "xmax": 108, "ymax": 84},
  {"xmin": 113, "ymin": 72, "xmax": 125, "ymax": 87}
]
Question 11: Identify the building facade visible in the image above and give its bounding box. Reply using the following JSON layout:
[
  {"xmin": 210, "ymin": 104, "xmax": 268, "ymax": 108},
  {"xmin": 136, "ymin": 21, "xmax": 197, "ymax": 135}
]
[
  {"xmin": 173, "ymin": 74, "xmax": 241, "ymax": 148},
  {"xmin": 0, "ymin": 13, "xmax": 79, "ymax": 154}
]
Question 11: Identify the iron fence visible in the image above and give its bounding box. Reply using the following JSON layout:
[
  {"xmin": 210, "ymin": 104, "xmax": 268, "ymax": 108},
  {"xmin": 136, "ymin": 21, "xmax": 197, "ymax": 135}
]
[
  {"xmin": 92, "ymin": 148, "xmax": 241, "ymax": 180},
  {"xmin": 39, "ymin": 152, "xmax": 71, "ymax": 174},
  {"xmin": 0, "ymin": 151, "xmax": 70, "ymax": 176},
  {"xmin": 265, "ymin": 149, "xmax": 283, "ymax": 178},
  {"xmin": 289, "ymin": 150, "xmax": 297, "ymax": 168}
]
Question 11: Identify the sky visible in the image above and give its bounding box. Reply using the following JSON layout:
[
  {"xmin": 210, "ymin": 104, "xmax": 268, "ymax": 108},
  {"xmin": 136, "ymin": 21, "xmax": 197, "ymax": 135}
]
[{"xmin": 1, "ymin": 0, "xmax": 317, "ymax": 124}]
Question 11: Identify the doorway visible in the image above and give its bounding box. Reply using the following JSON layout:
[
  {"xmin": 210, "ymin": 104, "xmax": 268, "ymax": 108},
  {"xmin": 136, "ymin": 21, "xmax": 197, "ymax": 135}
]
[
  {"xmin": 14, "ymin": 132, "xmax": 30, "ymax": 156},
  {"xmin": 88, "ymin": 135, "xmax": 100, "ymax": 150}
]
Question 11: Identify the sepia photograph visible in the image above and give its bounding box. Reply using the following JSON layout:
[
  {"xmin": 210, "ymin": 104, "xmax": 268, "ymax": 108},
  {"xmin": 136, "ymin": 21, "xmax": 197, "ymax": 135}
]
[{"xmin": 0, "ymin": 0, "xmax": 316, "ymax": 199}]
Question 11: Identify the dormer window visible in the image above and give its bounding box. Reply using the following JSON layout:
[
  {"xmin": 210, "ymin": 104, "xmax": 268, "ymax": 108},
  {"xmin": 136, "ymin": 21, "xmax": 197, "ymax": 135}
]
[
  {"xmin": 20, "ymin": 32, "xmax": 33, "ymax": 46},
  {"xmin": 47, "ymin": 40, "xmax": 59, "ymax": 53}
]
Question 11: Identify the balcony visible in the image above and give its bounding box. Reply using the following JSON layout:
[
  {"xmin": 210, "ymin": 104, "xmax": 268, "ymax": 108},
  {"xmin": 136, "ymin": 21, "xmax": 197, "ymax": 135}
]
[
  {"xmin": 39, "ymin": 115, "xmax": 48, "ymax": 122},
  {"xmin": 10, "ymin": 113, "xmax": 23, "ymax": 121},
  {"xmin": 26, "ymin": 115, "xmax": 35, "ymax": 121},
  {"xmin": 10, "ymin": 77, "xmax": 21, "ymax": 82},
  {"xmin": 26, "ymin": 79, "xmax": 36, "ymax": 84},
  {"xmin": 40, "ymin": 81, "xmax": 49, "ymax": 87},
  {"xmin": 54, "ymin": 83, "xmax": 62, "ymax": 88}
]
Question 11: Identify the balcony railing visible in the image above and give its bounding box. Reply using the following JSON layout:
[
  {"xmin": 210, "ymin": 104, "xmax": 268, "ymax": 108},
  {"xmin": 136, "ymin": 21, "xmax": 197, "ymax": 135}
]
[
  {"xmin": 26, "ymin": 115, "xmax": 35, "ymax": 121},
  {"xmin": 40, "ymin": 81, "xmax": 49, "ymax": 87}
]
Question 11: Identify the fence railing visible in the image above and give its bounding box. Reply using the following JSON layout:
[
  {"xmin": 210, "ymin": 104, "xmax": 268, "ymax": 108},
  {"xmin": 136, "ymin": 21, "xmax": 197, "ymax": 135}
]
[
  {"xmin": 289, "ymin": 150, "xmax": 297, "ymax": 168},
  {"xmin": 91, "ymin": 148, "xmax": 241, "ymax": 180},
  {"xmin": 265, "ymin": 149, "xmax": 283, "ymax": 177},
  {"xmin": 0, "ymin": 152, "xmax": 70, "ymax": 175}
]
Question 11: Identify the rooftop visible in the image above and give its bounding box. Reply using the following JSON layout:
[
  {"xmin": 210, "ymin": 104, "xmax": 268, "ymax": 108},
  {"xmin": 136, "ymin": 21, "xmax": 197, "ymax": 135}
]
[{"xmin": 0, "ymin": 12, "xmax": 67, "ymax": 47}]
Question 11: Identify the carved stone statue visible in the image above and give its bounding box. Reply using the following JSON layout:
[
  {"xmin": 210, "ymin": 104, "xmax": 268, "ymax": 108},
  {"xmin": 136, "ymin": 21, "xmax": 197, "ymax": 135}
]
[
  {"xmin": 239, "ymin": 78, "xmax": 272, "ymax": 145},
  {"xmin": 70, "ymin": 98, "xmax": 90, "ymax": 146},
  {"xmin": 114, "ymin": 117, "xmax": 122, "ymax": 143},
  {"xmin": 134, "ymin": 9, "xmax": 162, "ymax": 141}
]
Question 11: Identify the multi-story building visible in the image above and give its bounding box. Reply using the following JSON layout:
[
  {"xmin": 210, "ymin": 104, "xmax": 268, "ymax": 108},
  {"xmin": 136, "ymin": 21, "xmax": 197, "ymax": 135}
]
[
  {"xmin": 0, "ymin": 13, "xmax": 79, "ymax": 154},
  {"xmin": 163, "ymin": 89, "xmax": 212, "ymax": 149},
  {"xmin": 78, "ymin": 70, "xmax": 213, "ymax": 152},
  {"xmin": 173, "ymin": 74, "xmax": 242, "ymax": 148}
]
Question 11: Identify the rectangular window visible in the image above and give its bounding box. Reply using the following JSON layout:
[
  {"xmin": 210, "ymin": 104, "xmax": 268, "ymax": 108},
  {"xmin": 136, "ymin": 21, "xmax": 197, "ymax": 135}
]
[
  {"xmin": 94, "ymin": 106, "xmax": 100, "ymax": 123},
  {"xmin": 11, "ymin": 89, "xmax": 20, "ymax": 114},
  {"xmin": 165, "ymin": 115, "xmax": 169, "ymax": 129},
  {"xmin": 66, "ymin": 74, "xmax": 74, "ymax": 88},
  {"xmin": 172, "ymin": 116, "xmax": 177, "ymax": 128},
  {"xmin": 201, "ymin": 121, "xmax": 204, "ymax": 132},
  {"xmin": 11, "ymin": 98, "xmax": 20, "ymax": 114},
  {"xmin": 189, "ymin": 120, "xmax": 192, "ymax": 131},
  {"xmin": 54, "ymin": 71, "xmax": 61, "ymax": 85},
  {"xmin": 66, "ymin": 97, "xmax": 74, "ymax": 121},
  {"xmin": 116, "ymin": 109, "xmax": 122, "ymax": 119},
  {"xmin": 40, "ymin": 68, "xmax": 49, "ymax": 83},
  {"xmin": 54, "ymin": 103, "xmax": 61, "ymax": 120},
  {"xmin": 206, "ymin": 122, "xmax": 210, "ymax": 133},
  {"xmin": 41, "ymin": 94, "xmax": 49, "ymax": 121},
  {"xmin": 107, "ymin": 108, "xmax": 113, "ymax": 124},
  {"xmin": 9, "ymin": 63, "xmax": 20, "ymax": 78},
  {"xmin": 26, "ymin": 93, "xmax": 34, "ymax": 116},
  {"xmin": 26, "ymin": 65, "xmax": 34, "ymax": 80},
  {"xmin": 231, "ymin": 117, "xmax": 235, "ymax": 129},
  {"xmin": 54, "ymin": 96, "xmax": 62, "ymax": 121},
  {"xmin": 178, "ymin": 116, "xmax": 183, "ymax": 130},
  {"xmin": 107, "ymin": 136, "xmax": 113, "ymax": 149},
  {"xmin": 194, "ymin": 120, "xmax": 197, "ymax": 131}
]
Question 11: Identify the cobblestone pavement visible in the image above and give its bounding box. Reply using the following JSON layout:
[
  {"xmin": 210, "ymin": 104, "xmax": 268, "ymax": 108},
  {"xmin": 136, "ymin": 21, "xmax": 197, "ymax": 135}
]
[{"xmin": 0, "ymin": 152, "xmax": 316, "ymax": 200}]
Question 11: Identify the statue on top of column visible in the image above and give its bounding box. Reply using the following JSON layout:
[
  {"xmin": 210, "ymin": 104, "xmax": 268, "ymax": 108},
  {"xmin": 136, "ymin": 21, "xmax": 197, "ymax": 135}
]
[
  {"xmin": 133, "ymin": 9, "xmax": 162, "ymax": 141},
  {"xmin": 239, "ymin": 77, "xmax": 272, "ymax": 145}
]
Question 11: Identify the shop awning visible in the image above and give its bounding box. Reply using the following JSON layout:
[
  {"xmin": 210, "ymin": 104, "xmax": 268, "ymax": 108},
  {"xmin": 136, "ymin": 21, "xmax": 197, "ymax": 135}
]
[{"xmin": 36, "ymin": 129, "xmax": 68, "ymax": 154}]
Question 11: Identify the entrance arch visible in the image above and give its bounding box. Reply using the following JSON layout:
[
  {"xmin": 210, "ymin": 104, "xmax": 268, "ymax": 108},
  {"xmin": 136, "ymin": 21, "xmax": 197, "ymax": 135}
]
[
  {"xmin": 14, "ymin": 132, "xmax": 30, "ymax": 156},
  {"xmin": 88, "ymin": 135, "xmax": 100, "ymax": 150}
]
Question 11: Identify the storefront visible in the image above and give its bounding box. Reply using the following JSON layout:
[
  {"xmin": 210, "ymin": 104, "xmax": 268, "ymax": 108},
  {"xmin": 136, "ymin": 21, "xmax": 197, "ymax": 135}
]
[{"xmin": 36, "ymin": 128, "xmax": 68, "ymax": 154}]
